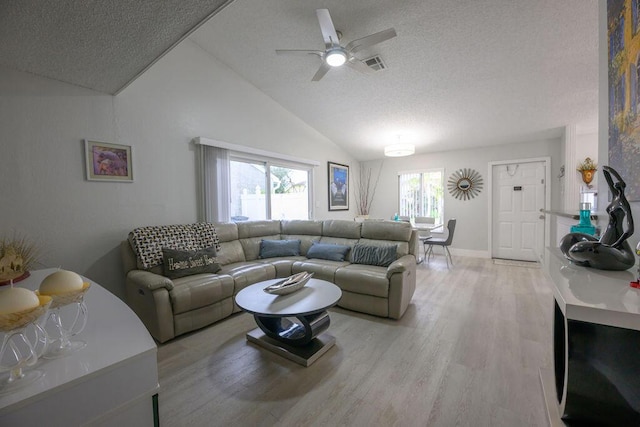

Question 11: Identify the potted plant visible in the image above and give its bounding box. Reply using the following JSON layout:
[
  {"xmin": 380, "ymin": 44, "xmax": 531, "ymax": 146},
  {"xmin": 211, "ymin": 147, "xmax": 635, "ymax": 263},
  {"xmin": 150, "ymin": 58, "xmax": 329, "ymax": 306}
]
[
  {"xmin": 355, "ymin": 161, "xmax": 383, "ymax": 220},
  {"xmin": 0, "ymin": 233, "xmax": 40, "ymax": 285},
  {"xmin": 577, "ymin": 157, "xmax": 597, "ymax": 187}
]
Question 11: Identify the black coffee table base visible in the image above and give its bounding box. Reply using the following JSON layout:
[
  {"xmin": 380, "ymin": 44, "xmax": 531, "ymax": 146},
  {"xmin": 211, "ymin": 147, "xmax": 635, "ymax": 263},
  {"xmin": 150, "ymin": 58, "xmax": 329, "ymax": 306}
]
[
  {"xmin": 246, "ymin": 328, "xmax": 335, "ymax": 367},
  {"xmin": 247, "ymin": 311, "xmax": 334, "ymax": 367},
  {"xmin": 254, "ymin": 311, "xmax": 330, "ymax": 347}
]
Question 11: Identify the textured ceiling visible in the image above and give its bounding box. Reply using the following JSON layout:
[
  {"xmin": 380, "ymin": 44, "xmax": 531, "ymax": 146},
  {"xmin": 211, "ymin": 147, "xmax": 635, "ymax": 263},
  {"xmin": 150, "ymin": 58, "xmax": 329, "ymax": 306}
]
[
  {"xmin": 191, "ymin": 0, "xmax": 599, "ymax": 160},
  {"xmin": 0, "ymin": 0, "xmax": 233, "ymax": 94},
  {"xmin": 0, "ymin": 0, "xmax": 599, "ymax": 161}
]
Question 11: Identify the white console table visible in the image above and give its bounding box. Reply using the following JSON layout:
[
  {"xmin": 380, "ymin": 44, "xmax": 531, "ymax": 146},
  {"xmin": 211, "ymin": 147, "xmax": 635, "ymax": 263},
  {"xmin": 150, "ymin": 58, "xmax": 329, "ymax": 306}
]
[
  {"xmin": 0, "ymin": 268, "xmax": 159, "ymax": 426},
  {"xmin": 540, "ymin": 248, "xmax": 640, "ymax": 426}
]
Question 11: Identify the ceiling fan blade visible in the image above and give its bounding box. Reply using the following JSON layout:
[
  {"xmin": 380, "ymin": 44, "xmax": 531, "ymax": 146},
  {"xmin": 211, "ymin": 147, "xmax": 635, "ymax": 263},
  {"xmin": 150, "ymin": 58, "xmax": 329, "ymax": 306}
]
[
  {"xmin": 276, "ymin": 49, "xmax": 323, "ymax": 57},
  {"xmin": 311, "ymin": 62, "xmax": 331, "ymax": 81},
  {"xmin": 316, "ymin": 9, "xmax": 340, "ymax": 49},
  {"xmin": 345, "ymin": 28, "xmax": 397, "ymax": 54},
  {"xmin": 346, "ymin": 58, "xmax": 374, "ymax": 74}
]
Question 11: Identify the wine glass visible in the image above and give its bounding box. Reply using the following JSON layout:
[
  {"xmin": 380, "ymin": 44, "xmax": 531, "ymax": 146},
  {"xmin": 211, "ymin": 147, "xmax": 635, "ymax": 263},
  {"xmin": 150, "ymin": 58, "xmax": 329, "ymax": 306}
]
[
  {"xmin": 43, "ymin": 299, "xmax": 88, "ymax": 359},
  {"xmin": 0, "ymin": 302, "xmax": 50, "ymax": 394}
]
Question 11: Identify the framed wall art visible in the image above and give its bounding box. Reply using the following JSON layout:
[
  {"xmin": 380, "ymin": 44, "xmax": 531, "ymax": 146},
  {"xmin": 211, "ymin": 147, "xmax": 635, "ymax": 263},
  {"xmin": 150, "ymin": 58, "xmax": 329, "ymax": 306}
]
[
  {"xmin": 447, "ymin": 168, "xmax": 483, "ymax": 200},
  {"xmin": 608, "ymin": 1, "xmax": 640, "ymax": 200},
  {"xmin": 328, "ymin": 161, "xmax": 349, "ymax": 211},
  {"xmin": 85, "ymin": 140, "xmax": 133, "ymax": 182}
]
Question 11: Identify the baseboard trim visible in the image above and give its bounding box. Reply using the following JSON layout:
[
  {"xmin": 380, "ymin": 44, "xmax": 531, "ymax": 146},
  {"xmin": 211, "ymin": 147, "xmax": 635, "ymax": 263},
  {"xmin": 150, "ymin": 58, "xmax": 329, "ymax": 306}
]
[{"xmin": 448, "ymin": 248, "xmax": 490, "ymax": 258}]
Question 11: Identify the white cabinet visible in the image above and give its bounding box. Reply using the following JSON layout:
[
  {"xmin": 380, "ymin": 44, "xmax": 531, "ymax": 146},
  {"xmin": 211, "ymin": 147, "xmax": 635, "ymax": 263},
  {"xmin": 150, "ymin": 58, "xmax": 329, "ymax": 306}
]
[{"xmin": 0, "ymin": 269, "xmax": 159, "ymax": 426}]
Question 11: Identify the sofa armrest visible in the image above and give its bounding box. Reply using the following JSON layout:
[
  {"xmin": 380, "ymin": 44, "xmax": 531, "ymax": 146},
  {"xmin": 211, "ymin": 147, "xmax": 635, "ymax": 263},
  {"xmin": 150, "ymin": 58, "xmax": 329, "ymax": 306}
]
[
  {"xmin": 386, "ymin": 254, "xmax": 416, "ymax": 278},
  {"xmin": 127, "ymin": 270, "xmax": 174, "ymax": 291}
]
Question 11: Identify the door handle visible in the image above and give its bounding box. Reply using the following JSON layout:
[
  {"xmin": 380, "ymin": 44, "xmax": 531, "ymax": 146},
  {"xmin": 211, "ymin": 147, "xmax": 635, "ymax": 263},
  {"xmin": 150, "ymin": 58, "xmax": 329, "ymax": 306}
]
[{"xmin": 539, "ymin": 215, "xmax": 545, "ymax": 220}]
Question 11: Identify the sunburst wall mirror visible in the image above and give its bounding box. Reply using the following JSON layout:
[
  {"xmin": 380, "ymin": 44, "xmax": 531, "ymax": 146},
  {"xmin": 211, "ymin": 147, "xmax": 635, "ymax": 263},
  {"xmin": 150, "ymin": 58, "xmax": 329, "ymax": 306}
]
[{"xmin": 447, "ymin": 168, "xmax": 483, "ymax": 200}]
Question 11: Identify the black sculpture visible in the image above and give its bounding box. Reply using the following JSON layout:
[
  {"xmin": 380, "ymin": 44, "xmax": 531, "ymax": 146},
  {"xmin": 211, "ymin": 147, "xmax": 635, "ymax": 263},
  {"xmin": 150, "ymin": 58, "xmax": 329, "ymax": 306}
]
[{"xmin": 560, "ymin": 166, "xmax": 635, "ymax": 271}]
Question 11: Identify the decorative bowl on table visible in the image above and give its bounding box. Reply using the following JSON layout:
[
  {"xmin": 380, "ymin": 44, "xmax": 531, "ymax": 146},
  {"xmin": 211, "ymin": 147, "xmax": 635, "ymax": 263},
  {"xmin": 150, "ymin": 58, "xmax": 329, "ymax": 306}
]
[
  {"xmin": 36, "ymin": 271, "xmax": 91, "ymax": 359},
  {"xmin": 264, "ymin": 272, "xmax": 314, "ymax": 295},
  {"xmin": 39, "ymin": 282, "xmax": 91, "ymax": 309},
  {"xmin": 0, "ymin": 295, "xmax": 51, "ymax": 392},
  {"xmin": 0, "ymin": 295, "xmax": 51, "ymax": 333}
]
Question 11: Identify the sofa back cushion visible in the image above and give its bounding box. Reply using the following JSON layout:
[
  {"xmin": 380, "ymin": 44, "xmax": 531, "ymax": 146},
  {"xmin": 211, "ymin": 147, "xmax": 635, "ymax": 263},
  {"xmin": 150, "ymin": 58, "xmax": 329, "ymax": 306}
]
[
  {"xmin": 361, "ymin": 220, "xmax": 412, "ymax": 242},
  {"xmin": 322, "ymin": 220, "xmax": 362, "ymax": 239},
  {"xmin": 216, "ymin": 240, "xmax": 246, "ymax": 265},
  {"xmin": 214, "ymin": 222, "xmax": 239, "ymax": 243},
  {"xmin": 280, "ymin": 220, "xmax": 323, "ymax": 256},
  {"xmin": 236, "ymin": 221, "xmax": 282, "ymax": 261},
  {"xmin": 237, "ymin": 220, "xmax": 281, "ymax": 239},
  {"xmin": 281, "ymin": 220, "xmax": 323, "ymax": 235}
]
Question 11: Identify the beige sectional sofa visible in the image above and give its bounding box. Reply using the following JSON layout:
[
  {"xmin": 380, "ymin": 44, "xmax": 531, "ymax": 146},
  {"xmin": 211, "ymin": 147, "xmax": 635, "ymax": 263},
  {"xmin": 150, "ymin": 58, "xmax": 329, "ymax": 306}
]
[{"xmin": 121, "ymin": 219, "xmax": 417, "ymax": 343}]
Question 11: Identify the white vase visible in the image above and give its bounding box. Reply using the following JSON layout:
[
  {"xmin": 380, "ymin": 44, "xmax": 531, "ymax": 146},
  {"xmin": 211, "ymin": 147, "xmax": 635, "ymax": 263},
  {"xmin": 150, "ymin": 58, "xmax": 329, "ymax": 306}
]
[{"xmin": 354, "ymin": 215, "xmax": 369, "ymax": 222}]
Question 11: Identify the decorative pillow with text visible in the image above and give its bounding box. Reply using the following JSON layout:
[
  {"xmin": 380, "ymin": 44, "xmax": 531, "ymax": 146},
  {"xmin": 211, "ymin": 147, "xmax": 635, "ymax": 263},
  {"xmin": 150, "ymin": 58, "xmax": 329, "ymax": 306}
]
[{"xmin": 162, "ymin": 246, "xmax": 221, "ymax": 279}]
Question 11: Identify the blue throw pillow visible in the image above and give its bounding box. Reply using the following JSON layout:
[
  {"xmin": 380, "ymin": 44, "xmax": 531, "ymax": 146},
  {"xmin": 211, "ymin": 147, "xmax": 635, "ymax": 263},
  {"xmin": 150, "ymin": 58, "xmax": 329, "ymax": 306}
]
[
  {"xmin": 351, "ymin": 244, "xmax": 397, "ymax": 267},
  {"xmin": 259, "ymin": 239, "xmax": 301, "ymax": 258},
  {"xmin": 306, "ymin": 242, "xmax": 351, "ymax": 261}
]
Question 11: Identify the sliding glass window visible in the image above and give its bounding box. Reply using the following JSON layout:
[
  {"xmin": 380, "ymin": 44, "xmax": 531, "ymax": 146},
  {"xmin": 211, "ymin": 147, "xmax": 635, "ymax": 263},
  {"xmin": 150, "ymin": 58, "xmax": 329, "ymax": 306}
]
[
  {"xmin": 398, "ymin": 169, "xmax": 444, "ymax": 224},
  {"xmin": 229, "ymin": 154, "xmax": 311, "ymax": 222}
]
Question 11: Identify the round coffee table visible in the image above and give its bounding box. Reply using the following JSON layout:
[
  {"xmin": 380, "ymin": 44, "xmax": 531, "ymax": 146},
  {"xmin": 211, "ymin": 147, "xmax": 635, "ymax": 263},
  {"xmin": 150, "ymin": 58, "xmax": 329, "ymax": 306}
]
[{"xmin": 235, "ymin": 278, "xmax": 342, "ymax": 366}]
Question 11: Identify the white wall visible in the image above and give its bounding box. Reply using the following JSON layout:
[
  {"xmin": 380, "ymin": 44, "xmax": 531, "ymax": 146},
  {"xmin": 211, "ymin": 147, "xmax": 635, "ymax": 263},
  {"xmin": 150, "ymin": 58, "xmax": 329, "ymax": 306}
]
[
  {"xmin": 362, "ymin": 139, "xmax": 562, "ymax": 256},
  {"xmin": 0, "ymin": 39, "xmax": 358, "ymax": 299}
]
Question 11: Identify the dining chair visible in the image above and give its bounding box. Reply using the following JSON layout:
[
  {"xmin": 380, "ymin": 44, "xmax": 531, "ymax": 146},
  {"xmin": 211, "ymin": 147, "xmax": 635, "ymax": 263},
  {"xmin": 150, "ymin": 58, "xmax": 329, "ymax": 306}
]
[
  {"xmin": 414, "ymin": 217, "xmax": 436, "ymax": 262},
  {"xmin": 425, "ymin": 218, "xmax": 457, "ymax": 268}
]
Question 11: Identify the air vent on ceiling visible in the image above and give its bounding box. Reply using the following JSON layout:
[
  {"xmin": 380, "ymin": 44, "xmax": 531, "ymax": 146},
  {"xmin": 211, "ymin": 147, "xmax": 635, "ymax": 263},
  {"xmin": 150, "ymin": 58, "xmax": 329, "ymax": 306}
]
[{"xmin": 364, "ymin": 55, "xmax": 387, "ymax": 71}]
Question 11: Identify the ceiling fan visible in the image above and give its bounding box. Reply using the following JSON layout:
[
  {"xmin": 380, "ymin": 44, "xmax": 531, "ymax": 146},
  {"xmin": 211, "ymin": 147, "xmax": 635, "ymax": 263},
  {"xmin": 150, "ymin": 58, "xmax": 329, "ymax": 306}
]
[{"xmin": 276, "ymin": 9, "xmax": 397, "ymax": 81}]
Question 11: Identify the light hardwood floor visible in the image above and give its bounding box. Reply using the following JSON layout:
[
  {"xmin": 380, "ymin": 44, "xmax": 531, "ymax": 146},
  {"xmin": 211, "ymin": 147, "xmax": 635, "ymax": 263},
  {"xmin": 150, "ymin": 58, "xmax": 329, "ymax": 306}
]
[{"xmin": 157, "ymin": 256, "xmax": 554, "ymax": 426}]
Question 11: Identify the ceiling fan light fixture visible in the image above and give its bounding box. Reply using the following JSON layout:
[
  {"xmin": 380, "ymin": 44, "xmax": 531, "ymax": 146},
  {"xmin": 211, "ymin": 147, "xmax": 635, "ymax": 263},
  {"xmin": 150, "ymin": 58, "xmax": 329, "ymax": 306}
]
[
  {"xmin": 384, "ymin": 144, "xmax": 415, "ymax": 157},
  {"xmin": 325, "ymin": 49, "xmax": 347, "ymax": 67}
]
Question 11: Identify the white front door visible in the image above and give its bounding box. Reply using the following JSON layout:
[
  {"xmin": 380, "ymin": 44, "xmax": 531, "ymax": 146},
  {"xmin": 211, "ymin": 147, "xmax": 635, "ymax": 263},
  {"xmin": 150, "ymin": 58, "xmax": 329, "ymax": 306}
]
[{"xmin": 492, "ymin": 161, "xmax": 546, "ymax": 261}]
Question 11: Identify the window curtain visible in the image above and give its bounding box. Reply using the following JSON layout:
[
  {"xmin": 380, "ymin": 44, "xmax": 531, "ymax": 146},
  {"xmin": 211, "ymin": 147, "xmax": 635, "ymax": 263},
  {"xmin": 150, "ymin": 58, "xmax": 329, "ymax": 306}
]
[{"xmin": 199, "ymin": 145, "xmax": 230, "ymax": 222}]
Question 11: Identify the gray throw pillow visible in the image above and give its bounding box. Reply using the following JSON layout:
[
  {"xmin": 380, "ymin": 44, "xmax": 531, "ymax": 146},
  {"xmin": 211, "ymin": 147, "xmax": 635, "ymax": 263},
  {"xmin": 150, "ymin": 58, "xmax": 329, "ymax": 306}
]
[
  {"xmin": 351, "ymin": 244, "xmax": 397, "ymax": 267},
  {"xmin": 306, "ymin": 242, "xmax": 351, "ymax": 261},
  {"xmin": 162, "ymin": 246, "xmax": 221, "ymax": 279},
  {"xmin": 259, "ymin": 239, "xmax": 301, "ymax": 258}
]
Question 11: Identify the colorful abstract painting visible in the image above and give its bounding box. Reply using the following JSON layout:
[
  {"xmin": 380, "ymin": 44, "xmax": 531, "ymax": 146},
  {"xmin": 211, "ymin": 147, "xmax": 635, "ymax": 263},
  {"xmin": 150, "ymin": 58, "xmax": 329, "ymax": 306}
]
[
  {"xmin": 84, "ymin": 140, "xmax": 133, "ymax": 182},
  {"xmin": 608, "ymin": 0, "xmax": 640, "ymax": 200}
]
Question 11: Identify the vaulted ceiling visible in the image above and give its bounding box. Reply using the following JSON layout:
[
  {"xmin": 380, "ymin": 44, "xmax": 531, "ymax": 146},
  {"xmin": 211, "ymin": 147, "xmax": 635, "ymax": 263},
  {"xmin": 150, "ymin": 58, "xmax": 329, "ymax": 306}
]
[{"xmin": 0, "ymin": 0, "xmax": 599, "ymax": 161}]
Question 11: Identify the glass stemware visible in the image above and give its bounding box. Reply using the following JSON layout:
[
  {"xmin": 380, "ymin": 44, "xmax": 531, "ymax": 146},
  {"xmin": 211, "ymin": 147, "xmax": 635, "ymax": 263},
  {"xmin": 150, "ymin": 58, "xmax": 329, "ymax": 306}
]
[
  {"xmin": 0, "ymin": 314, "xmax": 49, "ymax": 394},
  {"xmin": 43, "ymin": 300, "xmax": 88, "ymax": 359}
]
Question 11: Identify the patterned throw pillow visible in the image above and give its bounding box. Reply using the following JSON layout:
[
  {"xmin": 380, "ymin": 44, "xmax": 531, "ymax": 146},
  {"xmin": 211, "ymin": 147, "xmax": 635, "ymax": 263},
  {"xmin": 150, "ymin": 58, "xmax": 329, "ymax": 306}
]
[
  {"xmin": 351, "ymin": 244, "xmax": 397, "ymax": 267},
  {"xmin": 129, "ymin": 223, "xmax": 220, "ymax": 269},
  {"xmin": 306, "ymin": 242, "xmax": 351, "ymax": 262},
  {"xmin": 259, "ymin": 239, "xmax": 301, "ymax": 258},
  {"xmin": 162, "ymin": 246, "xmax": 221, "ymax": 279}
]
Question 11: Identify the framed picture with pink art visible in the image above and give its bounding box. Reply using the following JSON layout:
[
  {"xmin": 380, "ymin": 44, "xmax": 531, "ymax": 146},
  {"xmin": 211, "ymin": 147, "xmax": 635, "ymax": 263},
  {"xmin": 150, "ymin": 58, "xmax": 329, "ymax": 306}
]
[{"xmin": 84, "ymin": 140, "xmax": 133, "ymax": 182}]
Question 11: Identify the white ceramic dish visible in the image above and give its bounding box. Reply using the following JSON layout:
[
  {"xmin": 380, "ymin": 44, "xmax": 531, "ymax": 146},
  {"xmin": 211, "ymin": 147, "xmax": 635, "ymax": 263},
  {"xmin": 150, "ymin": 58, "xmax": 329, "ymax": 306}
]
[{"xmin": 263, "ymin": 272, "xmax": 314, "ymax": 295}]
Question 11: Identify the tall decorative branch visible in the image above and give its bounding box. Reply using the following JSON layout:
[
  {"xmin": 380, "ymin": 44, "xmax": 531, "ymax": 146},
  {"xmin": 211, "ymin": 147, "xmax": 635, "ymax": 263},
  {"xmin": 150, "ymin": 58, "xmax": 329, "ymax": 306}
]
[{"xmin": 355, "ymin": 161, "xmax": 383, "ymax": 216}]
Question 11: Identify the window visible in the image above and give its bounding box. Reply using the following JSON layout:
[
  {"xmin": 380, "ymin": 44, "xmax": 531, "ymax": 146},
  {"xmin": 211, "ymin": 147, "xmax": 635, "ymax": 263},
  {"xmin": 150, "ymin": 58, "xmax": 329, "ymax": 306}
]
[
  {"xmin": 197, "ymin": 139, "xmax": 316, "ymax": 223},
  {"xmin": 228, "ymin": 155, "xmax": 312, "ymax": 222},
  {"xmin": 398, "ymin": 169, "xmax": 444, "ymax": 224}
]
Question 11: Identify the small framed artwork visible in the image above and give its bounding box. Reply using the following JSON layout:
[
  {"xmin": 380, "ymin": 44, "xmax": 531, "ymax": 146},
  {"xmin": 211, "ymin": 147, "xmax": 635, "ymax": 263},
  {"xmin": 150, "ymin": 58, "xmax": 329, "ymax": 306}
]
[
  {"xmin": 85, "ymin": 140, "xmax": 133, "ymax": 182},
  {"xmin": 328, "ymin": 161, "xmax": 349, "ymax": 211}
]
